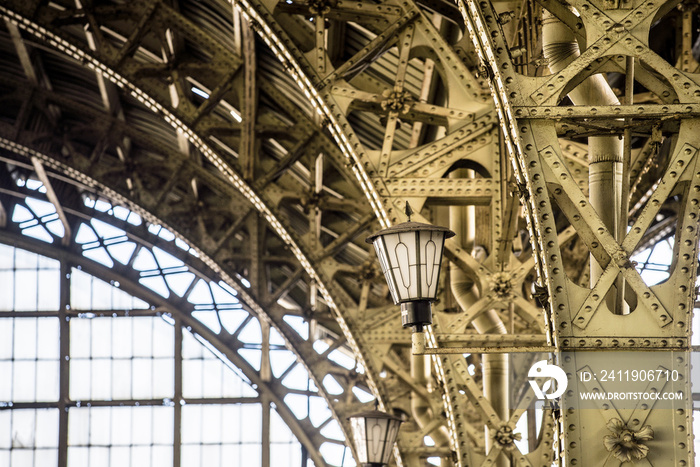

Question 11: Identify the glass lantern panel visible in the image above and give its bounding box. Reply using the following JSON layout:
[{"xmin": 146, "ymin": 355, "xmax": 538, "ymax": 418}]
[
  {"xmin": 419, "ymin": 230, "xmax": 446, "ymax": 300},
  {"xmin": 381, "ymin": 232, "xmax": 418, "ymax": 302},
  {"xmin": 366, "ymin": 416, "xmax": 389, "ymax": 463},
  {"xmin": 372, "ymin": 237, "xmax": 399, "ymax": 303},
  {"xmin": 350, "ymin": 417, "xmax": 367, "ymax": 462},
  {"xmin": 399, "ymin": 231, "xmax": 419, "ymax": 299},
  {"xmin": 382, "ymin": 419, "xmax": 401, "ymax": 464}
]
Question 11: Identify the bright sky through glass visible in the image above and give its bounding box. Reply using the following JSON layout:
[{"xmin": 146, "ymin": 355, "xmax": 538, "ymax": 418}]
[{"xmin": 0, "ymin": 180, "xmax": 357, "ymax": 466}]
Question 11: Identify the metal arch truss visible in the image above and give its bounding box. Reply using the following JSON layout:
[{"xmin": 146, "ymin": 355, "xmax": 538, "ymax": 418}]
[
  {"xmin": 3, "ymin": 0, "xmax": 697, "ymax": 465},
  {"xmin": 459, "ymin": 0, "xmax": 698, "ymax": 464},
  {"xmin": 0, "ymin": 1, "xmax": 473, "ymax": 465},
  {"xmin": 0, "ymin": 1, "xmax": 557, "ymax": 467},
  {"xmin": 210, "ymin": 0, "xmax": 560, "ymax": 465}
]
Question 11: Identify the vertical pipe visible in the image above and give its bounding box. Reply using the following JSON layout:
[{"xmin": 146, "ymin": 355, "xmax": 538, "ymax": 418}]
[
  {"xmin": 411, "ymin": 351, "xmax": 452, "ymax": 466},
  {"xmin": 261, "ymin": 395, "xmax": 271, "ymax": 467},
  {"xmin": 541, "ymin": 12, "xmax": 626, "ymax": 313},
  {"xmin": 449, "ymin": 171, "xmax": 510, "ymax": 466},
  {"xmin": 616, "ymin": 57, "xmax": 635, "ymax": 313}
]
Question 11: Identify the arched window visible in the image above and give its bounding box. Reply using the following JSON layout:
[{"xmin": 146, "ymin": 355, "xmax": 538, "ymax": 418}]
[{"xmin": 0, "ymin": 177, "xmax": 357, "ymax": 467}]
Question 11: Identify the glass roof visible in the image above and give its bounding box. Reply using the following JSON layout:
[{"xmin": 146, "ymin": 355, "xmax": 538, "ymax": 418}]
[{"xmin": 0, "ymin": 179, "xmax": 359, "ymax": 467}]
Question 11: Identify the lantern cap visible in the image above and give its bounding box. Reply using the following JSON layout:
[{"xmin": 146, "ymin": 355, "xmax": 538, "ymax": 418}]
[
  {"xmin": 365, "ymin": 221, "xmax": 455, "ymax": 244},
  {"xmin": 348, "ymin": 409, "xmax": 404, "ymax": 423}
]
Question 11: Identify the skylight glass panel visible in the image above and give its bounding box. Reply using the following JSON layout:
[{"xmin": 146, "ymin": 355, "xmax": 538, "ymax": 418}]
[
  {"xmin": 152, "ymin": 246, "xmax": 184, "ymax": 269},
  {"xmin": 313, "ymin": 340, "xmax": 330, "ymax": 354},
  {"xmin": 75, "ymin": 224, "xmax": 98, "ymax": 244},
  {"xmin": 70, "ymin": 269, "xmax": 149, "ymax": 311},
  {"xmin": 322, "ymin": 375, "xmax": 344, "ymax": 395},
  {"xmin": 25, "ymin": 197, "xmax": 56, "ymax": 217},
  {"xmin": 70, "ymin": 317, "xmax": 174, "ymax": 401},
  {"xmin": 0, "ymin": 247, "xmax": 59, "ymax": 312},
  {"xmin": 82, "ymin": 247, "xmax": 114, "ymax": 268},
  {"xmin": 23, "ymin": 225, "xmax": 54, "ymax": 243},
  {"xmin": 0, "ymin": 409, "xmax": 59, "ymax": 467},
  {"xmin": 211, "ymin": 282, "xmax": 239, "ymax": 305},
  {"xmin": 281, "ymin": 363, "xmax": 311, "ymax": 391},
  {"xmin": 219, "ymin": 309, "xmax": 249, "ymax": 334},
  {"xmin": 632, "ymin": 237, "xmax": 673, "ymax": 286},
  {"xmin": 94, "ymin": 199, "xmax": 112, "ymax": 212},
  {"xmin": 320, "ymin": 419, "xmax": 345, "ymax": 441},
  {"xmin": 283, "ymin": 315, "xmax": 309, "ymax": 340},
  {"xmin": 319, "ymin": 442, "xmax": 348, "ymax": 465},
  {"xmin": 191, "ymin": 310, "xmax": 222, "ymax": 333},
  {"xmin": 164, "ymin": 271, "xmax": 196, "ymax": 297},
  {"xmin": 139, "ymin": 276, "xmax": 170, "ymax": 298},
  {"xmin": 67, "ymin": 406, "xmax": 173, "ymax": 466},
  {"xmin": 187, "ymin": 279, "xmax": 213, "ymax": 305},
  {"xmin": 238, "ymin": 348, "xmax": 261, "ymax": 370},
  {"xmin": 182, "ymin": 332, "xmax": 257, "ymax": 398},
  {"xmin": 309, "ymin": 396, "xmax": 332, "ymax": 428},
  {"xmin": 11, "ymin": 205, "xmax": 33, "ymax": 223},
  {"xmin": 269, "ymin": 327, "xmax": 286, "ymax": 346},
  {"xmin": 182, "ymin": 404, "xmax": 262, "ymax": 467},
  {"xmin": 25, "ymin": 179, "xmax": 45, "ymax": 192},
  {"xmin": 44, "ymin": 220, "xmax": 65, "ymax": 238},
  {"xmin": 270, "ymin": 409, "xmax": 303, "ymax": 467},
  {"xmin": 238, "ymin": 319, "xmax": 262, "ymax": 344},
  {"xmin": 351, "ymin": 387, "xmax": 374, "ymax": 403},
  {"xmin": 106, "ymin": 241, "xmax": 137, "ymax": 265},
  {"xmin": 133, "ymin": 248, "xmax": 159, "ymax": 271},
  {"xmin": 270, "ymin": 349, "xmax": 298, "ymax": 378},
  {"xmin": 328, "ymin": 349, "xmax": 356, "ymax": 370},
  {"xmin": 90, "ymin": 218, "xmax": 126, "ymax": 239}
]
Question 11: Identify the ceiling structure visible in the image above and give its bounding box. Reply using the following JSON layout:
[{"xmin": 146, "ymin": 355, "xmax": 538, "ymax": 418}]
[{"xmin": 0, "ymin": 0, "xmax": 698, "ymax": 466}]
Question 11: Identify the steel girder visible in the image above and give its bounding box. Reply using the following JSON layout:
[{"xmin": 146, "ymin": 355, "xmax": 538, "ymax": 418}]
[
  {"xmin": 0, "ymin": 3, "xmax": 511, "ymax": 467},
  {"xmin": 4, "ymin": 0, "xmax": 692, "ymax": 465},
  {"xmin": 459, "ymin": 0, "xmax": 699, "ymax": 464}
]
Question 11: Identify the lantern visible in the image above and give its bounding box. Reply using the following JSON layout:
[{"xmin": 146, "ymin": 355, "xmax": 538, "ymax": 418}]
[
  {"xmin": 366, "ymin": 204, "xmax": 454, "ymax": 330},
  {"xmin": 348, "ymin": 408, "xmax": 403, "ymax": 466}
]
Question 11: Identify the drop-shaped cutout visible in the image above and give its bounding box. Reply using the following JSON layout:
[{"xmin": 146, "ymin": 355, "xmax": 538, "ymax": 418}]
[
  {"xmin": 395, "ymin": 241, "xmax": 411, "ymax": 288},
  {"xmin": 424, "ymin": 238, "xmax": 436, "ymax": 286}
]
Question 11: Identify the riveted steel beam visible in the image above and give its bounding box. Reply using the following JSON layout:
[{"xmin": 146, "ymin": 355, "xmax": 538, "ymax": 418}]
[{"xmin": 458, "ymin": 0, "xmax": 698, "ymax": 463}]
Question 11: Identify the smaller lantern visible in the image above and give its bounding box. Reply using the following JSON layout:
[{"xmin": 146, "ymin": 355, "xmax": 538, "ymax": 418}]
[
  {"xmin": 366, "ymin": 203, "xmax": 454, "ymax": 331},
  {"xmin": 348, "ymin": 407, "xmax": 403, "ymax": 467}
]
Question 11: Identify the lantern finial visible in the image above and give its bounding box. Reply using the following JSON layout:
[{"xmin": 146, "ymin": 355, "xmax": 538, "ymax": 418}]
[{"xmin": 404, "ymin": 201, "xmax": 413, "ymax": 221}]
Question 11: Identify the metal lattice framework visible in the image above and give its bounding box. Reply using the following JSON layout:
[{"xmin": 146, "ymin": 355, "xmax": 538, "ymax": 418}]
[{"xmin": 458, "ymin": 0, "xmax": 699, "ymax": 464}]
